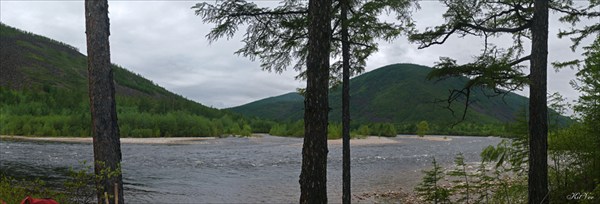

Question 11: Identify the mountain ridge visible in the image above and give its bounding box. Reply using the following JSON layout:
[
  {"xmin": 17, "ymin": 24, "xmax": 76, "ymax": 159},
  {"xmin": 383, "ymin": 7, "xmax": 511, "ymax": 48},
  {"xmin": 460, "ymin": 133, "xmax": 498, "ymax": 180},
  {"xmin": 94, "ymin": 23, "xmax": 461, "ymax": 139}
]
[{"xmin": 230, "ymin": 63, "xmax": 530, "ymax": 125}]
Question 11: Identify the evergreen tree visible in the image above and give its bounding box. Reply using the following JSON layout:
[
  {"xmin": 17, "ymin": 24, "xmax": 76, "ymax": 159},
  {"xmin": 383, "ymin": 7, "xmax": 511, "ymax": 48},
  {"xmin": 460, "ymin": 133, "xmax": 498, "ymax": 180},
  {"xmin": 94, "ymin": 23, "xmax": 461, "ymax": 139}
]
[
  {"xmin": 299, "ymin": 0, "xmax": 332, "ymax": 202},
  {"xmin": 406, "ymin": 0, "xmax": 597, "ymax": 202},
  {"xmin": 472, "ymin": 161, "xmax": 494, "ymax": 203},
  {"xmin": 192, "ymin": 0, "xmax": 416, "ymax": 202},
  {"xmin": 572, "ymin": 37, "xmax": 600, "ymax": 194},
  {"xmin": 415, "ymin": 157, "xmax": 451, "ymax": 204},
  {"xmin": 84, "ymin": 0, "xmax": 124, "ymax": 203},
  {"xmin": 447, "ymin": 153, "xmax": 471, "ymax": 203}
]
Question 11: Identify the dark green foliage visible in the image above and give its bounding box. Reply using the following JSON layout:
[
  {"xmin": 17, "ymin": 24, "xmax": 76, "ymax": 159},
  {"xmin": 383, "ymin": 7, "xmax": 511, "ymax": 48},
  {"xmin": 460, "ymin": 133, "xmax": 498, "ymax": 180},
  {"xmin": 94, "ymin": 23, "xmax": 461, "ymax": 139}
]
[
  {"xmin": 0, "ymin": 23, "xmax": 272, "ymax": 138},
  {"xmin": 547, "ymin": 37, "xmax": 600, "ymax": 203},
  {"xmin": 0, "ymin": 161, "xmax": 128, "ymax": 204},
  {"xmin": 231, "ymin": 63, "xmax": 572, "ymax": 137},
  {"xmin": 230, "ymin": 63, "xmax": 542, "ymax": 125},
  {"xmin": 328, "ymin": 123, "xmax": 343, "ymax": 139},
  {"xmin": 418, "ymin": 154, "xmax": 529, "ymax": 204},
  {"xmin": 353, "ymin": 124, "xmax": 370, "ymax": 136},
  {"xmin": 416, "ymin": 29, "xmax": 598, "ymax": 204},
  {"xmin": 192, "ymin": 0, "xmax": 416, "ymax": 82},
  {"xmin": 230, "ymin": 93, "xmax": 304, "ymax": 122},
  {"xmin": 63, "ymin": 161, "xmax": 121, "ymax": 204},
  {"xmin": 379, "ymin": 123, "xmax": 397, "ymax": 137},
  {"xmin": 265, "ymin": 120, "xmax": 515, "ymax": 138},
  {"xmin": 415, "ymin": 157, "xmax": 451, "ymax": 204},
  {"xmin": 471, "ymin": 161, "xmax": 494, "ymax": 203},
  {"xmin": 447, "ymin": 153, "xmax": 471, "ymax": 203},
  {"xmin": 0, "ymin": 87, "xmax": 264, "ymax": 137},
  {"xmin": 269, "ymin": 120, "xmax": 304, "ymax": 137},
  {"xmin": 408, "ymin": 1, "xmax": 597, "ymax": 202},
  {"xmin": 417, "ymin": 121, "xmax": 429, "ymax": 137},
  {"xmin": 0, "ymin": 175, "xmax": 68, "ymax": 204},
  {"xmin": 552, "ymin": 0, "xmax": 600, "ymax": 51}
]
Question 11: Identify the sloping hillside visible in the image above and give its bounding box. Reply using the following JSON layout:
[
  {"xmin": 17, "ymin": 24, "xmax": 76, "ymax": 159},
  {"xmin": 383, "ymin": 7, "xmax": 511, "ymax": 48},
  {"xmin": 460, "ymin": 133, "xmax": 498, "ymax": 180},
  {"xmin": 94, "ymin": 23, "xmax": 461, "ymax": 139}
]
[
  {"xmin": 230, "ymin": 63, "xmax": 529, "ymax": 124},
  {"xmin": 0, "ymin": 23, "xmax": 258, "ymax": 137},
  {"xmin": 2, "ymin": 23, "xmax": 183, "ymax": 98}
]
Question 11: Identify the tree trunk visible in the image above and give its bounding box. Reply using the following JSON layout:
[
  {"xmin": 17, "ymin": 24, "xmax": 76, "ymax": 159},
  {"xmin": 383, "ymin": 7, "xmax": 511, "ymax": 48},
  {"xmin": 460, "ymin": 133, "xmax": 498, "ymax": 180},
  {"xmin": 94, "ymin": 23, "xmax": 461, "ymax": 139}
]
[
  {"xmin": 341, "ymin": 0, "xmax": 351, "ymax": 203},
  {"xmin": 85, "ymin": 1, "xmax": 124, "ymax": 204},
  {"xmin": 528, "ymin": 0, "xmax": 549, "ymax": 203},
  {"xmin": 299, "ymin": 0, "xmax": 331, "ymax": 203}
]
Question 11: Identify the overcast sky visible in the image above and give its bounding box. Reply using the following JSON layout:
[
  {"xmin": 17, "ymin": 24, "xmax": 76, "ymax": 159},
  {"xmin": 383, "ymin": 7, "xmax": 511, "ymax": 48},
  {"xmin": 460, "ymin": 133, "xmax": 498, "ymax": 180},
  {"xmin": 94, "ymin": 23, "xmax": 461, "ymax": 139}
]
[{"xmin": 0, "ymin": 1, "xmax": 596, "ymax": 110}]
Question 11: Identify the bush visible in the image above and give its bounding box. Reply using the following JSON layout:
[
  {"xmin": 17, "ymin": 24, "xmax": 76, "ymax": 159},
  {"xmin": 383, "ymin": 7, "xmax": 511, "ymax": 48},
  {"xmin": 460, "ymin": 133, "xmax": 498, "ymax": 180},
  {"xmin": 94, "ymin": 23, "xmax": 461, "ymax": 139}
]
[
  {"xmin": 0, "ymin": 175, "xmax": 68, "ymax": 204},
  {"xmin": 417, "ymin": 121, "xmax": 429, "ymax": 137}
]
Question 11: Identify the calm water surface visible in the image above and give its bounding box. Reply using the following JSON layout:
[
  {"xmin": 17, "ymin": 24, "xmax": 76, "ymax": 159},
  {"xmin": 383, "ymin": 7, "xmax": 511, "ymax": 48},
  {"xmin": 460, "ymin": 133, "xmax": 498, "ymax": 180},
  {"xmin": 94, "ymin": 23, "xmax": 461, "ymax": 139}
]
[{"xmin": 0, "ymin": 135, "xmax": 502, "ymax": 203}]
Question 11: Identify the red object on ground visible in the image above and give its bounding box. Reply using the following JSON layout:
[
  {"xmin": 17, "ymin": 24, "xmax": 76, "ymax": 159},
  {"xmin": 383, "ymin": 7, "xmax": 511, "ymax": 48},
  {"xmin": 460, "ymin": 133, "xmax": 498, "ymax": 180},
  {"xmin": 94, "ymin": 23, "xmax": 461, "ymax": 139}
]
[{"xmin": 20, "ymin": 196, "xmax": 58, "ymax": 204}]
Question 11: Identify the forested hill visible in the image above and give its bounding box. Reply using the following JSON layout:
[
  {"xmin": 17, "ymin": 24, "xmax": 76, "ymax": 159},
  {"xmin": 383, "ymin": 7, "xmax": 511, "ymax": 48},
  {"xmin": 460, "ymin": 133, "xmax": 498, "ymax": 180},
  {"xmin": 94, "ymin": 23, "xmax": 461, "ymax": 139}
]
[
  {"xmin": 0, "ymin": 23, "xmax": 266, "ymax": 137},
  {"xmin": 230, "ymin": 63, "xmax": 532, "ymax": 125},
  {"xmin": 2, "ymin": 23, "xmax": 187, "ymax": 100}
]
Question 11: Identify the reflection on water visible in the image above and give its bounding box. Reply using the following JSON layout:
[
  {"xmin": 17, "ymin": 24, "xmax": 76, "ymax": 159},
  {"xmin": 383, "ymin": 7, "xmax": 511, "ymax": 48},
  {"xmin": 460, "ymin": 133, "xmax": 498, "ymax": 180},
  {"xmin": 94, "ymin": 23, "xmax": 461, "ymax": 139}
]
[{"xmin": 0, "ymin": 135, "xmax": 501, "ymax": 203}]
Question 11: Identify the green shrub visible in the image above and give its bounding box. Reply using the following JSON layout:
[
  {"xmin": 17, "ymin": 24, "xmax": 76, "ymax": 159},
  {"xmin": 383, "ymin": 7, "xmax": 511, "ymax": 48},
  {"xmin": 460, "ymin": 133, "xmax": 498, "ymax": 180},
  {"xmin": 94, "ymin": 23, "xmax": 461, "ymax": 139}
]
[
  {"xmin": 415, "ymin": 157, "xmax": 451, "ymax": 203},
  {"xmin": 0, "ymin": 176, "xmax": 67, "ymax": 204},
  {"xmin": 417, "ymin": 121, "xmax": 429, "ymax": 137}
]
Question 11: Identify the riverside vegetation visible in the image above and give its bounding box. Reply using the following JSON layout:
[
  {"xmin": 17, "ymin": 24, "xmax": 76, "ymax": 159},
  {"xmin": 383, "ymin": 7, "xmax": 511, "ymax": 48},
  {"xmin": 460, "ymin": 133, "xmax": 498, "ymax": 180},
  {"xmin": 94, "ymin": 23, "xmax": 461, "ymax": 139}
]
[
  {"xmin": 0, "ymin": 23, "xmax": 540, "ymax": 139},
  {"xmin": 1, "ymin": 161, "xmax": 122, "ymax": 204},
  {"xmin": 415, "ymin": 38, "xmax": 600, "ymax": 204}
]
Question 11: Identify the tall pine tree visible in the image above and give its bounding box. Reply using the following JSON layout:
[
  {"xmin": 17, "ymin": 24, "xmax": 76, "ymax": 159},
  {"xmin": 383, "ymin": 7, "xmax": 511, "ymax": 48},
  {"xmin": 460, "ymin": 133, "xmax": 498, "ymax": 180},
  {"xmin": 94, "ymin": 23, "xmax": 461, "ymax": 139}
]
[
  {"xmin": 410, "ymin": 1, "xmax": 597, "ymax": 203},
  {"xmin": 409, "ymin": 0, "xmax": 548, "ymax": 202},
  {"xmin": 193, "ymin": 0, "xmax": 416, "ymax": 201},
  {"xmin": 84, "ymin": 0, "xmax": 124, "ymax": 203}
]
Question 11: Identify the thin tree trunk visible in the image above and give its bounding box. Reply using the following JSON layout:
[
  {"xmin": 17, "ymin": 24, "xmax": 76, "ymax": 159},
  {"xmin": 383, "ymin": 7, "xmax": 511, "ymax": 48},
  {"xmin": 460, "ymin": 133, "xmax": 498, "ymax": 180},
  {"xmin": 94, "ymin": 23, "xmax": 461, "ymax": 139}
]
[
  {"xmin": 341, "ymin": 0, "xmax": 351, "ymax": 203},
  {"xmin": 85, "ymin": 1, "xmax": 124, "ymax": 203},
  {"xmin": 300, "ymin": 0, "xmax": 331, "ymax": 203},
  {"xmin": 528, "ymin": 0, "xmax": 549, "ymax": 203}
]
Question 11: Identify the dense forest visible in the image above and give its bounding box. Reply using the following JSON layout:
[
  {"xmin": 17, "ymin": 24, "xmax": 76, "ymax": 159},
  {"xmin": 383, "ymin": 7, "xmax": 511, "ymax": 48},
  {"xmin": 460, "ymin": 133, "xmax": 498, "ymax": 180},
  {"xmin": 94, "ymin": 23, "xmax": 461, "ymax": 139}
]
[{"xmin": 0, "ymin": 86, "xmax": 264, "ymax": 137}]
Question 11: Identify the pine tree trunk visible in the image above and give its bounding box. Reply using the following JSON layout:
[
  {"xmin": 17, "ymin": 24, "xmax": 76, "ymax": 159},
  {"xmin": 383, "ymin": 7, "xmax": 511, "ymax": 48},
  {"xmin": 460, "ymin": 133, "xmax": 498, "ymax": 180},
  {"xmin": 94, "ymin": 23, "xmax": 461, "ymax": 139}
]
[
  {"xmin": 341, "ymin": 0, "xmax": 351, "ymax": 203},
  {"xmin": 299, "ymin": 0, "xmax": 331, "ymax": 203},
  {"xmin": 85, "ymin": 1, "xmax": 124, "ymax": 203},
  {"xmin": 528, "ymin": 0, "xmax": 549, "ymax": 203}
]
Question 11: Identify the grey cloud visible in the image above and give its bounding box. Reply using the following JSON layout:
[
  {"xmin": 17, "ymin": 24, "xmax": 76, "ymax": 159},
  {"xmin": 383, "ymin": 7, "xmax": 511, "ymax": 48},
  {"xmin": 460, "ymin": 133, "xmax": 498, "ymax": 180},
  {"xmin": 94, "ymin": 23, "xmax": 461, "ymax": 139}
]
[{"xmin": 0, "ymin": 1, "xmax": 594, "ymax": 111}]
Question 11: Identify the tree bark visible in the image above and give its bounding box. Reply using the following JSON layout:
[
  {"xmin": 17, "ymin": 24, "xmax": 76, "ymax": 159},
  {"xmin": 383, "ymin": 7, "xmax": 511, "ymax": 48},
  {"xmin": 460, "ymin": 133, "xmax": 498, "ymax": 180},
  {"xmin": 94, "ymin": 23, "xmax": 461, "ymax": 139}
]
[
  {"xmin": 528, "ymin": 0, "xmax": 549, "ymax": 203},
  {"xmin": 85, "ymin": 1, "xmax": 124, "ymax": 204},
  {"xmin": 299, "ymin": 0, "xmax": 331, "ymax": 203},
  {"xmin": 341, "ymin": 0, "xmax": 351, "ymax": 203}
]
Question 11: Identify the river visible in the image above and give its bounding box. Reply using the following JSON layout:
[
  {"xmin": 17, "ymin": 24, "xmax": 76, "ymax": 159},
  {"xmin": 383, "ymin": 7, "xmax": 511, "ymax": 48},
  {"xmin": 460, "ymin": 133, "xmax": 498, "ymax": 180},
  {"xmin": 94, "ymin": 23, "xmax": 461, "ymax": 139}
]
[{"xmin": 0, "ymin": 135, "xmax": 502, "ymax": 203}]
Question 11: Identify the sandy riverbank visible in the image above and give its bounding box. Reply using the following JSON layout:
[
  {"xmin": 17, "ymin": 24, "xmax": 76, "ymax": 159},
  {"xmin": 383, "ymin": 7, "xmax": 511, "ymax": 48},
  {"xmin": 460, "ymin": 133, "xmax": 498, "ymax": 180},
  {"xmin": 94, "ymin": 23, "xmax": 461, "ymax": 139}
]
[
  {"xmin": 1, "ymin": 134, "xmax": 403, "ymax": 146},
  {"xmin": 397, "ymin": 135, "xmax": 453, "ymax": 141},
  {"xmin": 1, "ymin": 134, "xmax": 453, "ymax": 145}
]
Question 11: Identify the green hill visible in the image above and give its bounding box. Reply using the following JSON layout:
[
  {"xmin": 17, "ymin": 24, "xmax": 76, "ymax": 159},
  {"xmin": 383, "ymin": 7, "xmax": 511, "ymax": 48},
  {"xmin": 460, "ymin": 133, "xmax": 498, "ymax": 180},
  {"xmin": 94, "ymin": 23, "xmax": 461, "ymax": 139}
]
[
  {"xmin": 0, "ymin": 23, "xmax": 263, "ymax": 137},
  {"xmin": 230, "ymin": 63, "xmax": 530, "ymax": 125}
]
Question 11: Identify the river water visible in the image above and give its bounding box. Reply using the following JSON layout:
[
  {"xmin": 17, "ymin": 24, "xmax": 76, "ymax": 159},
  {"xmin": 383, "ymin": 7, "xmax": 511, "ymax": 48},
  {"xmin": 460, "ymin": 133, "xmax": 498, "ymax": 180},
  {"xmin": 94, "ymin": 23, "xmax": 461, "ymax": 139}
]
[{"xmin": 0, "ymin": 135, "xmax": 502, "ymax": 203}]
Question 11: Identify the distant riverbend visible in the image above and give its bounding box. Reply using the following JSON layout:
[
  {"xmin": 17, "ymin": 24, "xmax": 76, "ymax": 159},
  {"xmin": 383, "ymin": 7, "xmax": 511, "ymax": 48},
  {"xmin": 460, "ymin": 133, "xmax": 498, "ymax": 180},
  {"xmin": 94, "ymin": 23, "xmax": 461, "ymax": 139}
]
[{"xmin": 1, "ymin": 135, "xmax": 502, "ymax": 203}]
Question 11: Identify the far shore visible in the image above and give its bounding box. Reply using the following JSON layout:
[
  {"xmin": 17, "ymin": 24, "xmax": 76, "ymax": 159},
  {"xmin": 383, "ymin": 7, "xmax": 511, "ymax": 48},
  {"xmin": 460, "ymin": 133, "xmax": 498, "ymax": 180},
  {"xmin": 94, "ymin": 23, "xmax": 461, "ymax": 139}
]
[
  {"xmin": 396, "ymin": 135, "xmax": 454, "ymax": 141},
  {"xmin": 1, "ymin": 134, "xmax": 462, "ymax": 145},
  {"xmin": 0, "ymin": 135, "xmax": 216, "ymax": 145}
]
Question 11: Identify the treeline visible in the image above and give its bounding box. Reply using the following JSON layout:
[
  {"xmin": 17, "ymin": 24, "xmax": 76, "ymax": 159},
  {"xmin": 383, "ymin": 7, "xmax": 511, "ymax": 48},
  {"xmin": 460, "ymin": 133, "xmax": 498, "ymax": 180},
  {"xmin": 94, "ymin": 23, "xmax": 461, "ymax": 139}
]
[
  {"xmin": 268, "ymin": 119, "xmax": 514, "ymax": 139},
  {"xmin": 0, "ymin": 85, "xmax": 519, "ymax": 138},
  {"xmin": 0, "ymin": 86, "xmax": 274, "ymax": 137},
  {"xmin": 0, "ymin": 86, "xmax": 520, "ymax": 138}
]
